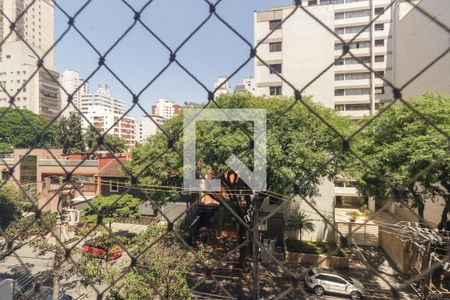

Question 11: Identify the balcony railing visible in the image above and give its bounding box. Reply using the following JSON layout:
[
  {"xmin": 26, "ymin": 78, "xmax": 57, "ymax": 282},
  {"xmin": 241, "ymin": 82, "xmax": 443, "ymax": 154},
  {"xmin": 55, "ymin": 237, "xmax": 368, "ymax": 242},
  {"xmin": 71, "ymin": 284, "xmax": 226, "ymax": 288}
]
[{"xmin": 38, "ymin": 159, "xmax": 99, "ymax": 167}]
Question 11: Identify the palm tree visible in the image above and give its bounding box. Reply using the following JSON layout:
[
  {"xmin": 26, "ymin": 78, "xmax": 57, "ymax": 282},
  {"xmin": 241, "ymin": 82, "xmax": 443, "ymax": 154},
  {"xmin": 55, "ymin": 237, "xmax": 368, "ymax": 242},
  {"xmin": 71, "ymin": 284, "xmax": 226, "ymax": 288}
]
[
  {"xmin": 286, "ymin": 211, "xmax": 316, "ymax": 240},
  {"xmin": 84, "ymin": 126, "xmax": 127, "ymax": 153}
]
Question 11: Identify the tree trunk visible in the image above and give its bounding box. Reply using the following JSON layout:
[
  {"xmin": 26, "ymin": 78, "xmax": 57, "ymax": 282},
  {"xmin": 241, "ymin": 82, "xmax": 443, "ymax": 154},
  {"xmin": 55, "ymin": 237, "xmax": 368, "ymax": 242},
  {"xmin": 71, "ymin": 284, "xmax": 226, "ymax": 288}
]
[{"xmin": 438, "ymin": 172, "xmax": 450, "ymax": 230}]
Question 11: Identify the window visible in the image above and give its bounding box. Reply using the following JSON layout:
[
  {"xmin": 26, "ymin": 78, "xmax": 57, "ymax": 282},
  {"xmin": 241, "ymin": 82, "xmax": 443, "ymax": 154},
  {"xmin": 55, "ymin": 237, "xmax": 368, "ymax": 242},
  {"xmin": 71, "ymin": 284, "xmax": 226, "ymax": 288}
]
[
  {"xmin": 346, "ymin": 88, "xmax": 370, "ymax": 95},
  {"xmin": 375, "ymin": 23, "xmax": 384, "ymax": 31},
  {"xmin": 375, "ymin": 55, "xmax": 385, "ymax": 62},
  {"xmin": 110, "ymin": 179, "xmax": 119, "ymax": 192},
  {"xmin": 345, "ymin": 72, "xmax": 371, "ymax": 80},
  {"xmin": 6, "ymin": 55, "xmax": 11, "ymax": 59},
  {"xmin": 335, "ymin": 27, "xmax": 345, "ymax": 34},
  {"xmin": 269, "ymin": 19, "xmax": 282, "ymax": 30},
  {"xmin": 269, "ymin": 64, "xmax": 282, "ymax": 74},
  {"xmin": 335, "ymin": 104, "xmax": 345, "ymax": 111},
  {"xmin": 375, "ymin": 39, "xmax": 385, "ymax": 47},
  {"xmin": 375, "ymin": 7, "xmax": 385, "ymax": 14},
  {"xmin": 335, "ymin": 59, "xmax": 344, "ymax": 66},
  {"xmin": 346, "ymin": 103, "xmax": 370, "ymax": 111},
  {"xmin": 335, "ymin": 89, "xmax": 345, "ymax": 96},
  {"xmin": 345, "ymin": 56, "xmax": 370, "ymax": 65},
  {"xmin": 308, "ymin": 0, "xmax": 317, "ymax": 5},
  {"xmin": 334, "ymin": 12, "xmax": 345, "ymax": 20},
  {"xmin": 269, "ymin": 42, "xmax": 282, "ymax": 52},
  {"xmin": 2, "ymin": 170, "xmax": 9, "ymax": 181},
  {"xmin": 345, "ymin": 25, "xmax": 369, "ymax": 34},
  {"xmin": 335, "ymin": 74, "xmax": 345, "ymax": 81},
  {"xmin": 375, "ymin": 87, "xmax": 385, "ymax": 94},
  {"xmin": 375, "ymin": 71, "xmax": 385, "ymax": 78},
  {"xmin": 269, "ymin": 86, "xmax": 282, "ymax": 95}
]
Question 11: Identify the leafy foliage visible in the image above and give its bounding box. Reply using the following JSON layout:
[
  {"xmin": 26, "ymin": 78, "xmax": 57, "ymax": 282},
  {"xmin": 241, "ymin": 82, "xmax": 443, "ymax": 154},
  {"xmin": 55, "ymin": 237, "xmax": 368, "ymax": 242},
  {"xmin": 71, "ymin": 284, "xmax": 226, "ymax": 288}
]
[
  {"xmin": 286, "ymin": 211, "xmax": 316, "ymax": 240},
  {"xmin": 85, "ymin": 125, "xmax": 127, "ymax": 153},
  {"xmin": 0, "ymin": 108, "xmax": 57, "ymax": 151},
  {"xmin": 131, "ymin": 94, "xmax": 354, "ymax": 204},
  {"xmin": 73, "ymin": 227, "xmax": 193, "ymax": 300},
  {"xmin": 353, "ymin": 92, "xmax": 450, "ymax": 228},
  {"xmin": 82, "ymin": 194, "xmax": 141, "ymax": 225},
  {"xmin": 0, "ymin": 183, "xmax": 22, "ymax": 229},
  {"xmin": 55, "ymin": 114, "xmax": 84, "ymax": 154}
]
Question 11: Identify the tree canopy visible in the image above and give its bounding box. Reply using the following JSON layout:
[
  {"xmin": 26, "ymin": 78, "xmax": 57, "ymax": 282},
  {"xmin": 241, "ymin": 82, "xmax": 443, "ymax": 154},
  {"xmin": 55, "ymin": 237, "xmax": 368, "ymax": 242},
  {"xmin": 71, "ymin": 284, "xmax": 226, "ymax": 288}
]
[
  {"xmin": 85, "ymin": 125, "xmax": 127, "ymax": 153},
  {"xmin": 82, "ymin": 194, "xmax": 141, "ymax": 225},
  {"xmin": 55, "ymin": 113, "xmax": 84, "ymax": 154},
  {"xmin": 353, "ymin": 92, "xmax": 450, "ymax": 229},
  {"xmin": 0, "ymin": 108, "xmax": 58, "ymax": 151},
  {"xmin": 131, "ymin": 93, "xmax": 354, "ymax": 204}
]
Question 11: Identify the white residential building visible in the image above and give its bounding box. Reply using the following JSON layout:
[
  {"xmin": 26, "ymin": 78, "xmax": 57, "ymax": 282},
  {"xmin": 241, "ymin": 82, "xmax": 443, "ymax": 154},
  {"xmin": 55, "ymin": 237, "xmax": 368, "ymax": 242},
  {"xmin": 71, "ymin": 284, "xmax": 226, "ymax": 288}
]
[
  {"xmin": 0, "ymin": 42, "xmax": 61, "ymax": 120},
  {"xmin": 213, "ymin": 76, "xmax": 231, "ymax": 98},
  {"xmin": 135, "ymin": 114, "xmax": 167, "ymax": 144},
  {"xmin": 79, "ymin": 84, "xmax": 125, "ymax": 115},
  {"xmin": 234, "ymin": 77, "xmax": 256, "ymax": 94},
  {"xmin": 255, "ymin": 0, "xmax": 394, "ymax": 116},
  {"xmin": 60, "ymin": 69, "xmax": 89, "ymax": 116},
  {"xmin": 0, "ymin": 0, "xmax": 56, "ymax": 68},
  {"xmin": 151, "ymin": 98, "xmax": 180, "ymax": 119},
  {"xmin": 80, "ymin": 84, "xmax": 135, "ymax": 147},
  {"xmin": 392, "ymin": 0, "xmax": 450, "ymax": 99},
  {"xmin": 84, "ymin": 108, "xmax": 136, "ymax": 148},
  {"xmin": 0, "ymin": 0, "xmax": 60, "ymax": 120}
]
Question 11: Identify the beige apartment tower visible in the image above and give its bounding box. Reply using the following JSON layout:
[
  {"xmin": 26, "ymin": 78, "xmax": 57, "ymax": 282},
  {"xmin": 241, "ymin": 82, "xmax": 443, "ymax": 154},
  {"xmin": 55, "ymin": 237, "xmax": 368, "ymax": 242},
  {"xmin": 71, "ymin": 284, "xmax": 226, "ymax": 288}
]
[
  {"xmin": 0, "ymin": 0, "xmax": 60, "ymax": 121},
  {"xmin": 254, "ymin": 0, "xmax": 394, "ymax": 119}
]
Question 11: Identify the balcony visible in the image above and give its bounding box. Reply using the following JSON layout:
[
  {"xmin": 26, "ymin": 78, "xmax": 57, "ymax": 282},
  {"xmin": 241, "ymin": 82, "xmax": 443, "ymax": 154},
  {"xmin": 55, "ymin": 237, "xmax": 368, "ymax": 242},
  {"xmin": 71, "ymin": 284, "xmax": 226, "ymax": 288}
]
[
  {"xmin": 337, "ymin": 109, "xmax": 371, "ymax": 119},
  {"xmin": 335, "ymin": 185, "xmax": 360, "ymax": 197}
]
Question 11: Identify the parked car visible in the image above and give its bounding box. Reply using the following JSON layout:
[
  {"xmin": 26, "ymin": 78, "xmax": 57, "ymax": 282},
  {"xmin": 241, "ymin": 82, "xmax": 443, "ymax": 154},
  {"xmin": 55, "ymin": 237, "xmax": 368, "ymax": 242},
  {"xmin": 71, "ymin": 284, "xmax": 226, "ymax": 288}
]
[
  {"xmin": 304, "ymin": 268, "xmax": 365, "ymax": 300},
  {"xmin": 82, "ymin": 241, "xmax": 123, "ymax": 260}
]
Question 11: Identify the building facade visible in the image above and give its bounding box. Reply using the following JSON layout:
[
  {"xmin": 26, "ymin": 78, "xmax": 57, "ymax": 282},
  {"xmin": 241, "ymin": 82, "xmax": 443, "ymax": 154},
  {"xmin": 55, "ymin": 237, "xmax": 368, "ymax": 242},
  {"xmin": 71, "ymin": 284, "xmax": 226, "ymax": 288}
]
[
  {"xmin": 0, "ymin": 0, "xmax": 60, "ymax": 121},
  {"xmin": 81, "ymin": 84, "xmax": 135, "ymax": 147},
  {"xmin": 136, "ymin": 114, "xmax": 166, "ymax": 144},
  {"xmin": 254, "ymin": 0, "xmax": 394, "ymax": 116},
  {"xmin": 151, "ymin": 98, "xmax": 180, "ymax": 119},
  {"xmin": 60, "ymin": 69, "xmax": 89, "ymax": 116},
  {"xmin": 234, "ymin": 77, "xmax": 256, "ymax": 94}
]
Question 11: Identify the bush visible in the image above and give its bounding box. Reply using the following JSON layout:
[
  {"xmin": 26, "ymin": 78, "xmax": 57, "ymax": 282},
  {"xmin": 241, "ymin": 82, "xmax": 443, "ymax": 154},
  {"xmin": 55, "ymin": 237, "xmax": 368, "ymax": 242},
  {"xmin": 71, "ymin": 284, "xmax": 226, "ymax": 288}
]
[{"xmin": 286, "ymin": 240, "xmax": 345, "ymax": 257}]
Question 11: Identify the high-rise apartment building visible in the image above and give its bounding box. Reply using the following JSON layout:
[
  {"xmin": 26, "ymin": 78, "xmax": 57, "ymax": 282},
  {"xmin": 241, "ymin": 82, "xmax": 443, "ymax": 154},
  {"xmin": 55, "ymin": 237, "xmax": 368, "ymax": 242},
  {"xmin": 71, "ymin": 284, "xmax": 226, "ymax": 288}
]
[
  {"xmin": 151, "ymin": 99, "xmax": 180, "ymax": 119},
  {"xmin": 254, "ymin": 0, "xmax": 394, "ymax": 117},
  {"xmin": 213, "ymin": 76, "xmax": 231, "ymax": 98},
  {"xmin": 81, "ymin": 84, "xmax": 135, "ymax": 147},
  {"xmin": 60, "ymin": 69, "xmax": 89, "ymax": 116},
  {"xmin": 79, "ymin": 84, "xmax": 125, "ymax": 115},
  {"xmin": 0, "ymin": 0, "xmax": 60, "ymax": 120},
  {"xmin": 135, "ymin": 114, "xmax": 166, "ymax": 144},
  {"xmin": 1, "ymin": 0, "xmax": 55, "ymax": 67}
]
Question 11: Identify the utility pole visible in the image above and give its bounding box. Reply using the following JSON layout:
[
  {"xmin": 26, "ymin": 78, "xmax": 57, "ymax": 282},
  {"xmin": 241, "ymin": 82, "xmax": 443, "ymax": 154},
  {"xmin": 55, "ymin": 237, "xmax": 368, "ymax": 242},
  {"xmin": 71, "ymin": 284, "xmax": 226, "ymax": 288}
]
[
  {"xmin": 252, "ymin": 194, "xmax": 260, "ymax": 300},
  {"xmin": 52, "ymin": 213, "xmax": 61, "ymax": 300}
]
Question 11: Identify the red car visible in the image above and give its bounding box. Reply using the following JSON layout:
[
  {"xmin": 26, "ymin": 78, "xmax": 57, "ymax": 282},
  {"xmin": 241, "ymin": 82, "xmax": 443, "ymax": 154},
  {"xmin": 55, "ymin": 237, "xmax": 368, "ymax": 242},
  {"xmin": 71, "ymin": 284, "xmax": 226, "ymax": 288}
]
[{"xmin": 82, "ymin": 241, "xmax": 123, "ymax": 260}]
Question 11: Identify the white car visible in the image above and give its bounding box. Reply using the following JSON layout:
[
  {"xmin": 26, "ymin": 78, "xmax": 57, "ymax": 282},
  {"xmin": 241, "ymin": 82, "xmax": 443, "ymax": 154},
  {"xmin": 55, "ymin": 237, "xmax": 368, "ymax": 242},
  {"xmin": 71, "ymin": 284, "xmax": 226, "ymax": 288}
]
[{"xmin": 305, "ymin": 268, "xmax": 365, "ymax": 300}]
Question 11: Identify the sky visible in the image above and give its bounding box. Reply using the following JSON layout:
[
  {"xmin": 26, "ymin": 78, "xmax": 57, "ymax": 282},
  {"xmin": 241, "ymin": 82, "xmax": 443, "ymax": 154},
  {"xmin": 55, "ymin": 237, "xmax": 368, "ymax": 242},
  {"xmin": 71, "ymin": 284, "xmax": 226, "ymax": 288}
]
[{"xmin": 55, "ymin": 0, "xmax": 292, "ymax": 120}]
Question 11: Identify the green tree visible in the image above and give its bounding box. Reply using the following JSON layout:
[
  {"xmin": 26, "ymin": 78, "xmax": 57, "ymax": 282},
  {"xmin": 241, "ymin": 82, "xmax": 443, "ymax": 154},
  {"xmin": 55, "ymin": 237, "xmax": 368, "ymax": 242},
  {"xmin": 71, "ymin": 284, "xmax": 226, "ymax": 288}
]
[
  {"xmin": 353, "ymin": 92, "xmax": 450, "ymax": 229},
  {"xmin": 55, "ymin": 114, "xmax": 84, "ymax": 154},
  {"xmin": 0, "ymin": 183, "xmax": 21, "ymax": 229},
  {"xmin": 131, "ymin": 93, "xmax": 354, "ymax": 267},
  {"xmin": 82, "ymin": 194, "xmax": 141, "ymax": 225},
  {"xmin": 0, "ymin": 108, "xmax": 58, "ymax": 151},
  {"xmin": 71, "ymin": 228, "xmax": 193, "ymax": 300},
  {"xmin": 85, "ymin": 125, "xmax": 127, "ymax": 153},
  {"xmin": 286, "ymin": 211, "xmax": 316, "ymax": 240}
]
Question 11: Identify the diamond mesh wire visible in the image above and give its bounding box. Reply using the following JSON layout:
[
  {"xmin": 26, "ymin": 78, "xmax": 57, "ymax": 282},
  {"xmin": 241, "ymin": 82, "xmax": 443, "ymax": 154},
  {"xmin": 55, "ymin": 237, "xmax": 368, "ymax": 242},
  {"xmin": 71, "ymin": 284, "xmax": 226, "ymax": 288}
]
[{"xmin": 0, "ymin": 0, "xmax": 449, "ymax": 299}]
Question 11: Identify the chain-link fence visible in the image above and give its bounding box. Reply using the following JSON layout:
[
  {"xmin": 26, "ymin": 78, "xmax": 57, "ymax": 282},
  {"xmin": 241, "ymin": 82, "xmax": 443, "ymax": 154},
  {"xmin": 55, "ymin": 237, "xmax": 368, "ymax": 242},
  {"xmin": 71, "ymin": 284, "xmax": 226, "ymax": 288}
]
[{"xmin": 0, "ymin": 0, "xmax": 449, "ymax": 299}]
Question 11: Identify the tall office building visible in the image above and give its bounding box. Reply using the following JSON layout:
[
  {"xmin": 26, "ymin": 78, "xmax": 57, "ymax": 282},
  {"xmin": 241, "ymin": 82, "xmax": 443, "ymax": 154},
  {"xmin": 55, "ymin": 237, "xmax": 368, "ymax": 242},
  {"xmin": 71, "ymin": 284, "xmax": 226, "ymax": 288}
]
[
  {"xmin": 254, "ymin": 0, "xmax": 394, "ymax": 118},
  {"xmin": 0, "ymin": 0, "xmax": 60, "ymax": 120}
]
